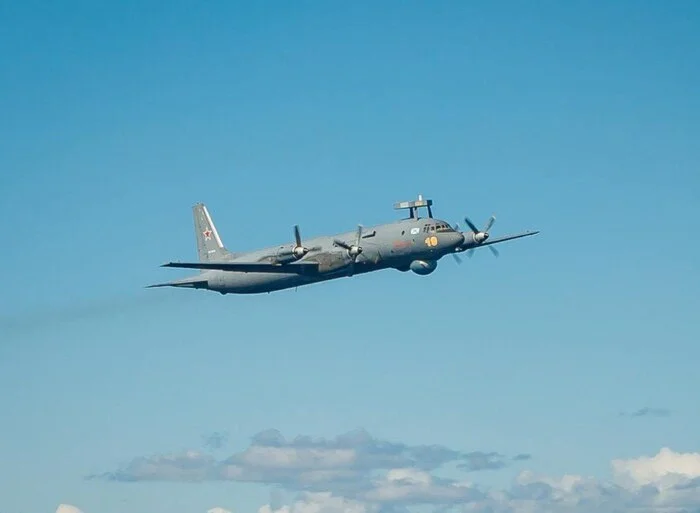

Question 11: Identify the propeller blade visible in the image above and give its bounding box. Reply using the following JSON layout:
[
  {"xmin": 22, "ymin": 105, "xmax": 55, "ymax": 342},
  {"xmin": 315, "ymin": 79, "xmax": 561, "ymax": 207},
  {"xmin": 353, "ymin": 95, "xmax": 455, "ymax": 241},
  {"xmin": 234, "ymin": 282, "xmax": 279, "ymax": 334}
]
[
  {"xmin": 467, "ymin": 249, "xmax": 475, "ymax": 258},
  {"xmin": 483, "ymin": 215, "xmax": 495, "ymax": 233},
  {"xmin": 294, "ymin": 225, "xmax": 302, "ymax": 247},
  {"xmin": 355, "ymin": 224, "xmax": 363, "ymax": 246},
  {"xmin": 463, "ymin": 216, "xmax": 479, "ymax": 233},
  {"xmin": 333, "ymin": 239, "xmax": 352, "ymax": 250},
  {"xmin": 489, "ymin": 245, "xmax": 500, "ymax": 258},
  {"xmin": 451, "ymin": 253, "xmax": 463, "ymax": 264}
]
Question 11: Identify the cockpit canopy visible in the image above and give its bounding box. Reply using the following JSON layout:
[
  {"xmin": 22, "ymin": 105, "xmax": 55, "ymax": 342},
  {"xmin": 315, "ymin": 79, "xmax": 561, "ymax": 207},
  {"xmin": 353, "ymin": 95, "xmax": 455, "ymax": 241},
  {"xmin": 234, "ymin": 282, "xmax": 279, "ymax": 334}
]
[{"xmin": 423, "ymin": 221, "xmax": 455, "ymax": 233}]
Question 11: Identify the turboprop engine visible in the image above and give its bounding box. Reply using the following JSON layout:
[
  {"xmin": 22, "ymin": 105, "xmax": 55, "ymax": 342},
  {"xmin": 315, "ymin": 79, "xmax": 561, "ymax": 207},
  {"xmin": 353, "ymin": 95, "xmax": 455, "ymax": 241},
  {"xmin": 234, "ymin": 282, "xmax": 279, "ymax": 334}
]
[
  {"xmin": 272, "ymin": 225, "xmax": 321, "ymax": 264},
  {"xmin": 409, "ymin": 259, "xmax": 437, "ymax": 275}
]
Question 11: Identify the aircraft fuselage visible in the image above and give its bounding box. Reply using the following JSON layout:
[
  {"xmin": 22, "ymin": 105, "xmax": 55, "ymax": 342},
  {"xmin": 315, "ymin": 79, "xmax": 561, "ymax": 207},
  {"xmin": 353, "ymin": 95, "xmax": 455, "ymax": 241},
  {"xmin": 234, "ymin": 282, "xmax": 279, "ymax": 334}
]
[
  {"xmin": 205, "ymin": 217, "xmax": 464, "ymax": 294},
  {"xmin": 148, "ymin": 199, "xmax": 539, "ymax": 295}
]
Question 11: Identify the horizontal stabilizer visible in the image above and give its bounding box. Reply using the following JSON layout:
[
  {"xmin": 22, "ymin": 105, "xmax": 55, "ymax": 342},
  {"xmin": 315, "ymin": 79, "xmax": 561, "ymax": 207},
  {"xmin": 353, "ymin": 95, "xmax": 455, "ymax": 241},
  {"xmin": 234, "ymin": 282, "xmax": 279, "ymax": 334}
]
[
  {"xmin": 160, "ymin": 261, "xmax": 320, "ymax": 274},
  {"xmin": 480, "ymin": 230, "xmax": 540, "ymax": 246}
]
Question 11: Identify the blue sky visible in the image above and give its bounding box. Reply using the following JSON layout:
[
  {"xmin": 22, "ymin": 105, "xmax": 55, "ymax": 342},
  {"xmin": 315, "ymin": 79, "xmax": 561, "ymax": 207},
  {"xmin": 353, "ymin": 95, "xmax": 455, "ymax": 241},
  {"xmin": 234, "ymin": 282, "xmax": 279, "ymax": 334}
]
[{"xmin": 1, "ymin": 1, "xmax": 699, "ymax": 512}]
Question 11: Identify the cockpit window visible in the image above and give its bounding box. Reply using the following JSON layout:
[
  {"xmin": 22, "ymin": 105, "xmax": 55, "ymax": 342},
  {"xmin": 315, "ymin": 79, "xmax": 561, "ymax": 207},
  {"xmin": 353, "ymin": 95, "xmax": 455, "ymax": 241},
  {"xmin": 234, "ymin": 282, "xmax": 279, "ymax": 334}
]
[{"xmin": 423, "ymin": 223, "xmax": 454, "ymax": 233}]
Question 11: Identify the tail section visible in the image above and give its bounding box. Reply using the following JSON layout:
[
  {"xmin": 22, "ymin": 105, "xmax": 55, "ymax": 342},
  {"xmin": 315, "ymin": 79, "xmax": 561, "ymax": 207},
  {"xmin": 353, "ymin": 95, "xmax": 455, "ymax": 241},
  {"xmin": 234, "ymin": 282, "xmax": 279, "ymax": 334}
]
[{"xmin": 193, "ymin": 203, "xmax": 233, "ymax": 265}]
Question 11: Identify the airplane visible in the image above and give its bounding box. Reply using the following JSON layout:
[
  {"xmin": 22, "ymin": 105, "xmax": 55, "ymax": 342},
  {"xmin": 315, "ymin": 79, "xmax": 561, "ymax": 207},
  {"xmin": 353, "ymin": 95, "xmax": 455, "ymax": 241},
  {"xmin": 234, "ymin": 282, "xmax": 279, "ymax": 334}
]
[{"xmin": 147, "ymin": 195, "xmax": 539, "ymax": 295}]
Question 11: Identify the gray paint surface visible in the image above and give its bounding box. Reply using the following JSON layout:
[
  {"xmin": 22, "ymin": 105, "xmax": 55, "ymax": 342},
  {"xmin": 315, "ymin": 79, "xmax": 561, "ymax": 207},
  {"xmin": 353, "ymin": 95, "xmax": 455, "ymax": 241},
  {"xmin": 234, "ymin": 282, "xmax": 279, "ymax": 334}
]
[{"xmin": 148, "ymin": 196, "xmax": 539, "ymax": 294}]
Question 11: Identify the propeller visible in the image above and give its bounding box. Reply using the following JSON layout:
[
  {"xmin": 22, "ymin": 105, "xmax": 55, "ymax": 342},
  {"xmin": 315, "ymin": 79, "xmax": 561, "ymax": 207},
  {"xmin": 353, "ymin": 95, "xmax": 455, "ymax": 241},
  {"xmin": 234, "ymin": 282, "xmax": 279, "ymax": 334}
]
[
  {"xmin": 452, "ymin": 215, "xmax": 499, "ymax": 263},
  {"xmin": 451, "ymin": 223, "xmax": 463, "ymax": 264},
  {"xmin": 291, "ymin": 225, "xmax": 321, "ymax": 259},
  {"xmin": 333, "ymin": 225, "xmax": 364, "ymax": 274},
  {"xmin": 463, "ymin": 215, "xmax": 498, "ymax": 258},
  {"xmin": 468, "ymin": 244, "xmax": 500, "ymax": 258}
]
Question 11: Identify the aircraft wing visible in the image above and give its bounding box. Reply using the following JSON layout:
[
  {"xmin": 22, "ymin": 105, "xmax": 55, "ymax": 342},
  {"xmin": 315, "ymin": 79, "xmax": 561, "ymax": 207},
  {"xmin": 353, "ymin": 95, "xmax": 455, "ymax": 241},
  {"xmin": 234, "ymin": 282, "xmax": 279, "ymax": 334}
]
[
  {"xmin": 160, "ymin": 261, "xmax": 320, "ymax": 274},
  {"xmin": 480, "ymin": 230, "xmax": 540, "ymax": 246}
]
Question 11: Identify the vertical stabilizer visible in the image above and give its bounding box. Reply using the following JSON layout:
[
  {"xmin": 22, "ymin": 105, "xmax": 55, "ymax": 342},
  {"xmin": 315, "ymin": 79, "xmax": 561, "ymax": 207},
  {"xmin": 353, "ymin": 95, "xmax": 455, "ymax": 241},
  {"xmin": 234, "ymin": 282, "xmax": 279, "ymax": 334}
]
[{"xmin": 192, "ymin": 203, "xmax": 232, "ymax": 266}]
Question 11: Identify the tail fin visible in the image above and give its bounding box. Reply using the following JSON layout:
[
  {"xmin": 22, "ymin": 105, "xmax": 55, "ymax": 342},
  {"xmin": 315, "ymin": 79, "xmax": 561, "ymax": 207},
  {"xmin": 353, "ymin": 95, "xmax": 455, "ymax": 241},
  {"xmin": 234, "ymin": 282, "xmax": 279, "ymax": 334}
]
[{"xmin": 192, "ymin": 203, "xmax": 232, "ymax": 265}]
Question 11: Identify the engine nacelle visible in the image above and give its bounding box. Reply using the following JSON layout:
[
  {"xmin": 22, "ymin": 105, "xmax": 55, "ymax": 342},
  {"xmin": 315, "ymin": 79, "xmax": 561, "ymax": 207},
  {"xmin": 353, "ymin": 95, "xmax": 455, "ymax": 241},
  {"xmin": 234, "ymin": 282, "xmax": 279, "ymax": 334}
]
[
  {"xmin": 409, "ymin": 259, "xmax": 437, "ymax": 275},
  {"xmin": 273, "ymin": 247, "xmax": 300, "ymax": 264}
]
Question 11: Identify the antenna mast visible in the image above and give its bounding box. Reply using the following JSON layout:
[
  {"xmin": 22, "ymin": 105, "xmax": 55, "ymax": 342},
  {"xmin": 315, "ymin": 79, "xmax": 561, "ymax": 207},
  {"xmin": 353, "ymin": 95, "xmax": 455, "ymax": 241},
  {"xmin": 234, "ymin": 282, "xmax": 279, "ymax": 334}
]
[{"xmin": 393, "ymin": 194, "xmax": 433, "ymax": 219}]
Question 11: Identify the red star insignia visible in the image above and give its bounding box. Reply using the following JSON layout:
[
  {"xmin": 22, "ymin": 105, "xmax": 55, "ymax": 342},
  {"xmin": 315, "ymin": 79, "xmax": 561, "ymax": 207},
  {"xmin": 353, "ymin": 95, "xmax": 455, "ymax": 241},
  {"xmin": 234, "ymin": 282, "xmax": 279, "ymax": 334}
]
[{"xmin": 203, "ymin": 228, "xmax": 212, "ymax": 240}]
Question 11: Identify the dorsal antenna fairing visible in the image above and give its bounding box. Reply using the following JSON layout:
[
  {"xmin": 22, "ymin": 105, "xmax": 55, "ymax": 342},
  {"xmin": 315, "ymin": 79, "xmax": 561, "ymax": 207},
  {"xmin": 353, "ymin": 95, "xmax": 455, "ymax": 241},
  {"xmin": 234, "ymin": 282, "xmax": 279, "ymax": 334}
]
[{"xmin": 393, "ymin": 194, "xmax": 434, "ymax": 219}]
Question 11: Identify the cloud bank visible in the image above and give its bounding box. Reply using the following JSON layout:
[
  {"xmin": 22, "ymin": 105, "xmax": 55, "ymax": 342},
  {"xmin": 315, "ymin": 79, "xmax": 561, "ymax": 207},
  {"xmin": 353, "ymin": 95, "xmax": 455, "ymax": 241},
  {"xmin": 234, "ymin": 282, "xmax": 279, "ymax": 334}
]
[
  {"xmin": 90, "ymin": 428, "xmax": 522, "ymax": 506},
  {"xmin": 90, "ymin": 429, "xmax": 700, "ymax": 513},
  {"xmin": 255, "ymin": 446, "xmax": 700, "ymax": 513}
]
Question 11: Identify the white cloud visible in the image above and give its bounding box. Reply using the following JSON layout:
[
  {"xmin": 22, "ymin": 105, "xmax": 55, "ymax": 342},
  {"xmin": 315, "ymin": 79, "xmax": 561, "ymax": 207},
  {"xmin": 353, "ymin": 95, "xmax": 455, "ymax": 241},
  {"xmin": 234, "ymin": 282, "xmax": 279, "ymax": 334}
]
[
  {"xmin": 56, "ymin": 505, "xmax": 83, "ymax": 513},
  {"xmin": 208, "ymin": 508, "xmax": 232, "ymax": 513},
  {"xmin": 255, "ymin": 448, "xmax": 700, "ymax": 513},
  {"xmin": 364, "ymin": 468, "xmax": 478, "ymax": 504},
  {"xmin": 386, "ymin": 468, "xmax": 433, "ymax": 485},
  {"xmin": 88, "ymin": 428, "xmax": 700, "ymax": 513},
  {"xmin": 611, "ymin": 446, "xmax": 700, "ymax": 490},
  {"xmin": 239, "ymin": 446, "xmax": 357, "ymax": 470},
  {"xmin": 259, "ymin": 492, "xmax": 376, "ymax": 513},
  {"xmin": 91, "ymin": 428, "xmax": 514, "ymax": 491}
]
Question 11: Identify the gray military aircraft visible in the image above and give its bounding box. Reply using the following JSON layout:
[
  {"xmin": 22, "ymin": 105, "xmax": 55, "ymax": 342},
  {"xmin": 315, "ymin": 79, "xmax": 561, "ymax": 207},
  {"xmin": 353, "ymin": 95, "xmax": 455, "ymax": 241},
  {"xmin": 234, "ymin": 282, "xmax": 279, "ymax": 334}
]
[{"xmin": 147, "ymin": 195, "xmax": 539, "ymax": 294}]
